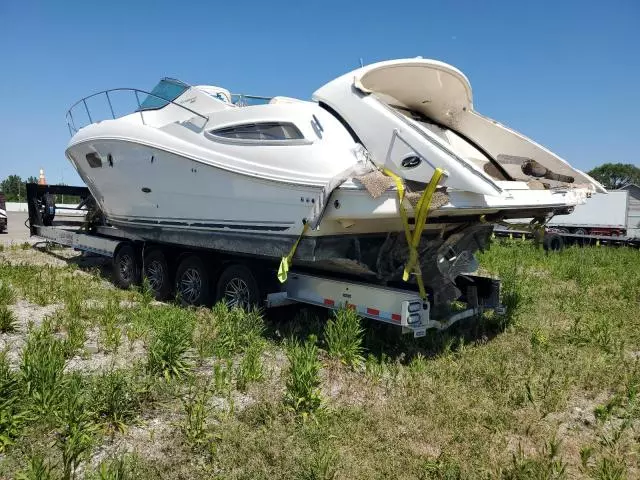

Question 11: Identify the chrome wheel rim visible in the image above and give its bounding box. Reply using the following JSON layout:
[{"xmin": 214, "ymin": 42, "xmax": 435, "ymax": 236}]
[
  {"xmin": 118, "ymin": 254, "xmax": 134, "ymax": 283},
  {"xmin": 178, "ymin": 268, "xmax": 202, "ymax": 304},
  {"xmin": 224, "ymin": 278, "xmax": 250, "ymax": 309},
  {"xmin": 146, "ymin": 260, "xmax": 164, "ymax": 292}
]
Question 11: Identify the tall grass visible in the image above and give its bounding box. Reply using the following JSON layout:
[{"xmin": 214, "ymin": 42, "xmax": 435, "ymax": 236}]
[
  {"xmin": 20, "ymin": 321, "xmax": 67, "ymax": 415},
  {"xmin": 146, "ymin": 307, "xmax": 194, "ymax": 379},
  {"xmin": 15, "ymin": 454, "xmax": 57, "ymax": 480},
  {"xmin": 0, "ymin": 305, "xmax": 17, "ymax": 333},
  {"xmin": 54, "ymin": 375, "xmax": 97, "ymax": 480},
  {"xmin": 285, "ymin": 336, "xmax": 322, "ymax": 416},
  {"xmin": 0, "ymin": 349, "xmax": 27, "ymax": 452},
  {"xmin": 323, "ymin": 308, "xmax": 364, "ymax": 368},
  {"xmin": 236, "ymin": 341, "xmax": 264, "ymax": 392},
  {"xmin": 89, "ymin": 369, "xmax": 143, "ymax": 433},
  {"xmin": 212, "ymin": 303, "xmax": 265, "ymax": 357},
  {"xmin": 180, "ymin": 378, "xmax": 214, "ymax": 451},
  {"xmin": 91, "ymin": 454, "xmax": 138, "ymax": 480},
  {"xmin": 0, "ymin": 279, "xmax": 16, "ymax": 304}
]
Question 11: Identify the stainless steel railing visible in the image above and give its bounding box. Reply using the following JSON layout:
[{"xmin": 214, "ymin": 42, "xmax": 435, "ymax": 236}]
[{"xmin": 65, "ymin": 88, "xmax": 210, "ymax": 135}]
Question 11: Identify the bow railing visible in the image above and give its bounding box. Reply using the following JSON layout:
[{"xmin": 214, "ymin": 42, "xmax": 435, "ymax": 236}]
[{"xmin": 65, "ymin": 88, "xmax": 210, "ymax": 135}]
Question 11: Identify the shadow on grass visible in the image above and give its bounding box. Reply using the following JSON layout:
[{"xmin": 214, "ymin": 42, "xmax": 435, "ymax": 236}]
[
  {"xmin": 264, "ymin": 303, "xmax": 515, "ymax": 364},
  {"xmin": 33, "ymin": 242, "xmax": 114, "ymax": 274}
]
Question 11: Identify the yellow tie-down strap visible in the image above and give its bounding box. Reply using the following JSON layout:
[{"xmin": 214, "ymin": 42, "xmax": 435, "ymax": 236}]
[
  {"xmin": 278, "ymin": 167, "xmax": 445, "ymax": 291},
  {"xmin": 278, "ymin": 222, "xmax": 310, "ymax": 283},
  {"xmin": 383, "ymin": 167, "xmax": 446, "ymax": 301}
]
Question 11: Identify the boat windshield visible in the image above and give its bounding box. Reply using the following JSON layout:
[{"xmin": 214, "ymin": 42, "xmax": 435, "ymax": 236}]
[{"xmin": 138, "ymin": 78, "xmax": 189, "ymax": 111}]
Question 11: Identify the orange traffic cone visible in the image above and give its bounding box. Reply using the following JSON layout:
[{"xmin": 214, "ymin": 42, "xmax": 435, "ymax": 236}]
[{"xmin": 38, "ymin": 168, "xmax": 47, "ymax": 185}]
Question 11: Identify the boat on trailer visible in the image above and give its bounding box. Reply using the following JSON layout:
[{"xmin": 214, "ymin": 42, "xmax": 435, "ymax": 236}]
[{"xmin": 64, "ymin": 58, "xmax": 603, "ymax": 305}]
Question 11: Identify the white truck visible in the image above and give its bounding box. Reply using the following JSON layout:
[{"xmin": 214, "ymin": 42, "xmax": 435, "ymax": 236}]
[{"xmin": 547, "ymin": 190, "xmax": 629, "ymax": 237}]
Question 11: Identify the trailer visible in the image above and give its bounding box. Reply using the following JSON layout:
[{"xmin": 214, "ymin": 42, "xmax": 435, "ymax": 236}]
[
  {"xmin": 26, "ymin": 183, "xmax": 504, "ymax": 337},
  {"xmin": 492, "ymin": 225, "xmax": 640, "ymax": 250},
  {"xmin": 546, "ymin": 191, "xmax": 629, "ymax": 237}
]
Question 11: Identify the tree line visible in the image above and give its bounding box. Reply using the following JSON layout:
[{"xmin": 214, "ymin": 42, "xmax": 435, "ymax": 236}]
[{"xmin": 0, "ymin": 174, "xmax": 81, "ymax": 203}]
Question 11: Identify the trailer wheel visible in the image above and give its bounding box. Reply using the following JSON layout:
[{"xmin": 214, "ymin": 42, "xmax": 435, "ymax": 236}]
[
  {"xmin": 216, "ymin": 264, "xmax": 261, "ymax": 310},
  {"xmin": 41, "ymin": 194, "xmax": 56, "ymax": 226},
  {"xmin": 574, "ymin": 228, "xmax": 587, "ymax": 236},
  {"xmin": 113, "ymin": 243, "xmax": 140, "ymax": 289},
  {"xmin": 543, "ymin": 233, "xmax": 564, "ymax": 252},
  {"xmin": 143, "ymin": 248, "xmax": 171, "ymax": 300},
  {"xmin": 175, "ymin": 255, "xmax": 210, "ymax": 306}
]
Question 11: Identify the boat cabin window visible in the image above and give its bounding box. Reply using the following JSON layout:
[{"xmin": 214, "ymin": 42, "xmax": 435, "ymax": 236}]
[
  {"xmin": 138, "ymin": 78, "xmax": 189, "ymax": 111},
  {"xmin": 208, "ymin": 122, "xmax": 304, "ymax": 142}
]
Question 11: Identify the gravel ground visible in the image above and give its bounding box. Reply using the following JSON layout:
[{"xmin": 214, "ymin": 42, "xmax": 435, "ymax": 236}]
[{"xmin": 0, "ymin": 212, "xmax": 33, "ymax": 246}]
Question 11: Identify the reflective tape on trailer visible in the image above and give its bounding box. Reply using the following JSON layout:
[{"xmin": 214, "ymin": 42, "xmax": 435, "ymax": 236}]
[{"xmin": 315, "ymin": 295, "xmax": 403, "ymax": 325}]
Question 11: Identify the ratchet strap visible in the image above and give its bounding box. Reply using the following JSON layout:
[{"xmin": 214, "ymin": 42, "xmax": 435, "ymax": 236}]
[
  {"xmin": 383, "ymin": 167, "xmax": 446, "ymax": 301},
  {"xmin": 278, "ymin": 222, "xmax": 310, "ymax": 283}
]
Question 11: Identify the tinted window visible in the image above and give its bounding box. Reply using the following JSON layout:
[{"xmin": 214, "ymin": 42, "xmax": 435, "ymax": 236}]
[
  {"xmin": 210, "ymin": 122, "xmax": 304, "ymax": 141},
  {"xmin": 138, "ymin": 78, "xmax": 189, "ymax": 111}
]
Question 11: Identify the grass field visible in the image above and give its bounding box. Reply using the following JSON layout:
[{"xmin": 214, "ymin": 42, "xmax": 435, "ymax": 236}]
[{"xmin": 0, "ymin": 241, "xmax": 639, "ymax": 479}]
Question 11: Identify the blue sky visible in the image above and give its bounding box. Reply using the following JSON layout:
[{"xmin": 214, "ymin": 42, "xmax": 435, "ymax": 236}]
[{"xmin": 1, "ymin": 0, "xmax": 638, "ymax": 185}]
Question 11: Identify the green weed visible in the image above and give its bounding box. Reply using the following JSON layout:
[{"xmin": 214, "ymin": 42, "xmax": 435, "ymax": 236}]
[
  {"xmin": 300, "ymin": 443, "xmax": 339, "ymax": 480},
  {"xmin": 212, "ymin": 359, "xmax": 233, "ymax": 395},
  {"xmin": 285, "ymin": 336, "xmax": 322, "ymax": 416},
  {"xmin": 591, "ymin": 456, "xmax": 626, "ymax": 480},
  {"xmin": 0, "ymin": 305, "xmax": 17, "ymax": 333},
  {"xmin": 97, "ymin": 298, "xmax": 124, "ymax": 353},
  {"xmin": 0, "ymin": 280, "xmax": 15, "ymax": 304},
  {"xmin": 180, "ymin": 378, "xmax": 214, "ymax": 451},
  {"xmin": 54, "ymin": 375, "xmax": 97, "ymax": 480},
  {"xmin": 146, "ymin": 307, "xmax": 194, "ymax": 379},
  {"xmin": 501, "ymin": 438, "xmax": 567, "ymax": 479},
  {"xmin": 236, "ymin": 341, "xmax": 264, "ymax": 392},
  {"xmin": 91, "ymin": 454, "xmax": 138, "ymax": 480},
  {"xmin": 89, "ymin": 369, "xmax": 142, "ymax": 433},
  {"xmin": 421, "ymin": 454, "xmax": 463, "ymax": 479},
  {"xmin": 213, "ymin": 303, "xmax": 265, "ymax": 357},
  {"xmin": 62, "ymin": 314, "xmax": 87, "ymax": 358},
  {"xmin": 15, "ymin": 454, "xmax": 56, "ymax": 480},
  {"xmin": 324, "ymin": 307, "xmax": 364, "ymax": 368},
  {"xmin": 0, "ymin": 349, "xmax": 27, "ymax": 452},
  {"xmin": 20, "ymin": 321, "xmax": 67, "ymax": 415}
]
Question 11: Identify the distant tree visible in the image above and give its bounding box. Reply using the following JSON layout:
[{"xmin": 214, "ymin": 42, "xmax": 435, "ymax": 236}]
[
  {"xmin": 0, "ymin": 175, "xmax": 24, "ymax": 201},
  {"xmin": 27, "ymin": 176, "xmax": 38, "ymax": 184},
  {"xmin": 587, "ymin": 163, "xmax": 640, "ymax": 190}
]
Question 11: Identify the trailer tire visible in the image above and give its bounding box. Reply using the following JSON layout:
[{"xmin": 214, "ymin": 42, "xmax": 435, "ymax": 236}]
[
  {"xmin": 143, "ymin": 248, "xmax": 172, "ymax": 300},
  {"xmin": 574, "ymin": 228, "xmax": 587, "ymax": 236},
  {"xmin": 216, "ymin": 264, "xmax": 261, "ymax": 310},
  {"xmin": 113, "ymin": 243, "xmax": 140, "ymax": 289},
  {"xmin": 543, "ymin": 233, "xmax": 564, "ymax": 252},
  {"xmin": 175, "ymin": 255, "xmax": 210, "ymax": 306},
  {"xmin": 42, "ymin": 194, "xmax": 56, "ymax": 226}
]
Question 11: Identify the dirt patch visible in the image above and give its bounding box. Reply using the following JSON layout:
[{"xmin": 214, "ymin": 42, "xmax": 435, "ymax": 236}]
[
  {"xmin": 65, "ymin": 327, "xmax": 147, "ymax": 373},
  {"xmin": 1, "ymin": 299, "xmax": 62, "ymax": 365},
  {"xmin": 88, "ymin": 410, "xmax": 181, "ymax": 470}
]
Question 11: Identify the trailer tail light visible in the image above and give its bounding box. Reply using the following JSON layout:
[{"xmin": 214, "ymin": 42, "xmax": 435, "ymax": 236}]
[
  {"xmin": 402, "ymin": 300, "xmax": 427, "ymax": 326},
  {"xmin": 408, "ymin": 302, "xmax": 421, "ymax": 313}
]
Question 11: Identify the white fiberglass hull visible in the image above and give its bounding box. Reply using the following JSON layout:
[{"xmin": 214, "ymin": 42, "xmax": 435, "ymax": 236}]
[{"xmin": 67, "ymin": 137, "xmax": 588, "ymax": 242}]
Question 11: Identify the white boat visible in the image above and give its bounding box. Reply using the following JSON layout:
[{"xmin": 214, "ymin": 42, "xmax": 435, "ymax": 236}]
[{"xmin": 65, "ymin": 58, "xmax": 603, "ymax": 303}]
